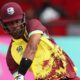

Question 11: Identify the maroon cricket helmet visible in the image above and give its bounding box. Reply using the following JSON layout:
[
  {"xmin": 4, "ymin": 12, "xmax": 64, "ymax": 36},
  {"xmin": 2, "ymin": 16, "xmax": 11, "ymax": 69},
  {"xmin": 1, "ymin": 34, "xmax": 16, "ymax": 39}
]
[{"xmin": 0, "ymin": 2, "xmax": 24, "ymax": 23}]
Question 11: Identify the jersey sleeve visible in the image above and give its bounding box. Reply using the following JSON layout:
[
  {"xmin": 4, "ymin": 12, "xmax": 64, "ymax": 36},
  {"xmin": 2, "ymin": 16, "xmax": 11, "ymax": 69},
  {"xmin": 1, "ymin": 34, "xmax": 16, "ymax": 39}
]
[{"xmin": 27, "ymin": 19, "xmax": 47, "ymax": 37}]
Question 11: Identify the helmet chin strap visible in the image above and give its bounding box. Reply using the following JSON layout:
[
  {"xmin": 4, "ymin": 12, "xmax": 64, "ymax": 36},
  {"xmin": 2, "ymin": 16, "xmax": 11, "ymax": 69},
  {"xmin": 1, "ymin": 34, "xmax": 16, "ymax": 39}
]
[
  {"xmin": 22, "ymin": 13, "xmax": 28, "ymax": 34},
  {"xmin": 23, "ymin": 13, "xmax": 26, "ymax": 24}
]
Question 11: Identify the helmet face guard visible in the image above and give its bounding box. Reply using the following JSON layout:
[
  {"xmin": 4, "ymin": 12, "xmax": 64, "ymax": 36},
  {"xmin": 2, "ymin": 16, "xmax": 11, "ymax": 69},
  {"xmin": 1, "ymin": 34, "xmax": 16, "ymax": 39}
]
[
  {"xmin": 0, "ymin": 2, "xmax": 24, "ymax": 23},
  {"xmin": 1, "ymin": 19, "xmax": 26, "ymax": 39}
]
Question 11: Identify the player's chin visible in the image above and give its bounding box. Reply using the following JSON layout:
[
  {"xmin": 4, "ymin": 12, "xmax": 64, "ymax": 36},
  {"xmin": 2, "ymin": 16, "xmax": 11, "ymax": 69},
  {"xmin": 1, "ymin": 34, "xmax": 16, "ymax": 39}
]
[
  {"xmin": 12, "ymin": 30, "xmax": 25, "ymax": 39},
  {"xmin": 12, "ymin": 32, "xmax": 24, "ymax": 39}
]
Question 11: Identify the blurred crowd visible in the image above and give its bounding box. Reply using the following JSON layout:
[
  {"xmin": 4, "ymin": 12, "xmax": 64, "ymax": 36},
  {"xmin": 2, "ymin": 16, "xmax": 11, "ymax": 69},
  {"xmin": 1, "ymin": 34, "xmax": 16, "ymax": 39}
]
[{"xmin": 0, "ymin": 0, "xmax": 80, "ymax": 36}]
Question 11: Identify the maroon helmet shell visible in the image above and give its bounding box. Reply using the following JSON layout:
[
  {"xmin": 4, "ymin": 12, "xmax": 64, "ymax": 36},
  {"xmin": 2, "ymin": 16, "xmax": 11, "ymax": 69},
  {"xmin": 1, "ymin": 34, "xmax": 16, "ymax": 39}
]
[{"xmin": 0, "ymin": 2, "xmax": 24, "ymax": 23}]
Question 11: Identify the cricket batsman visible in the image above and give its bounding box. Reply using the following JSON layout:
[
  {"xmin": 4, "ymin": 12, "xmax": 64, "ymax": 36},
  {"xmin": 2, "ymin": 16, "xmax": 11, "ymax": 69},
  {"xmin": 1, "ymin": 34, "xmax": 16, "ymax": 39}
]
[{"xmin": 0, "ymin": 2, "xmax": 80, "ymax": 80}]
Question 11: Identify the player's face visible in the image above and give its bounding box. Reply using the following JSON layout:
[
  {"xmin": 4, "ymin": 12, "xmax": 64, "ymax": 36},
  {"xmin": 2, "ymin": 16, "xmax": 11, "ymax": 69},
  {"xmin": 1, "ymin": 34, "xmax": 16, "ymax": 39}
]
[{"xmin": 5, "ymin": 19, "xmax": 25, "ymax": 39}]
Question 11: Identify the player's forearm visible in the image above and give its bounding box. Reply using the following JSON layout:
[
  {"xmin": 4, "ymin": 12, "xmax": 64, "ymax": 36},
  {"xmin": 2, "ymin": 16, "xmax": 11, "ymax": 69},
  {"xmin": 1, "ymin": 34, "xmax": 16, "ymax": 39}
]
[
  {"xmin": 18, "ymin": 45, "xmax": 36, "ymax": 76},
  {"xmin": 23, "ymin": 43, "xmax": 37, "ymax": 60},
  {"xmin": 18, "ymin": 34, "xmax": 41, "ymax": 76},
  {"xmin": 23, "ymin": 34, "xmax": 41, "ymax": 60}
]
